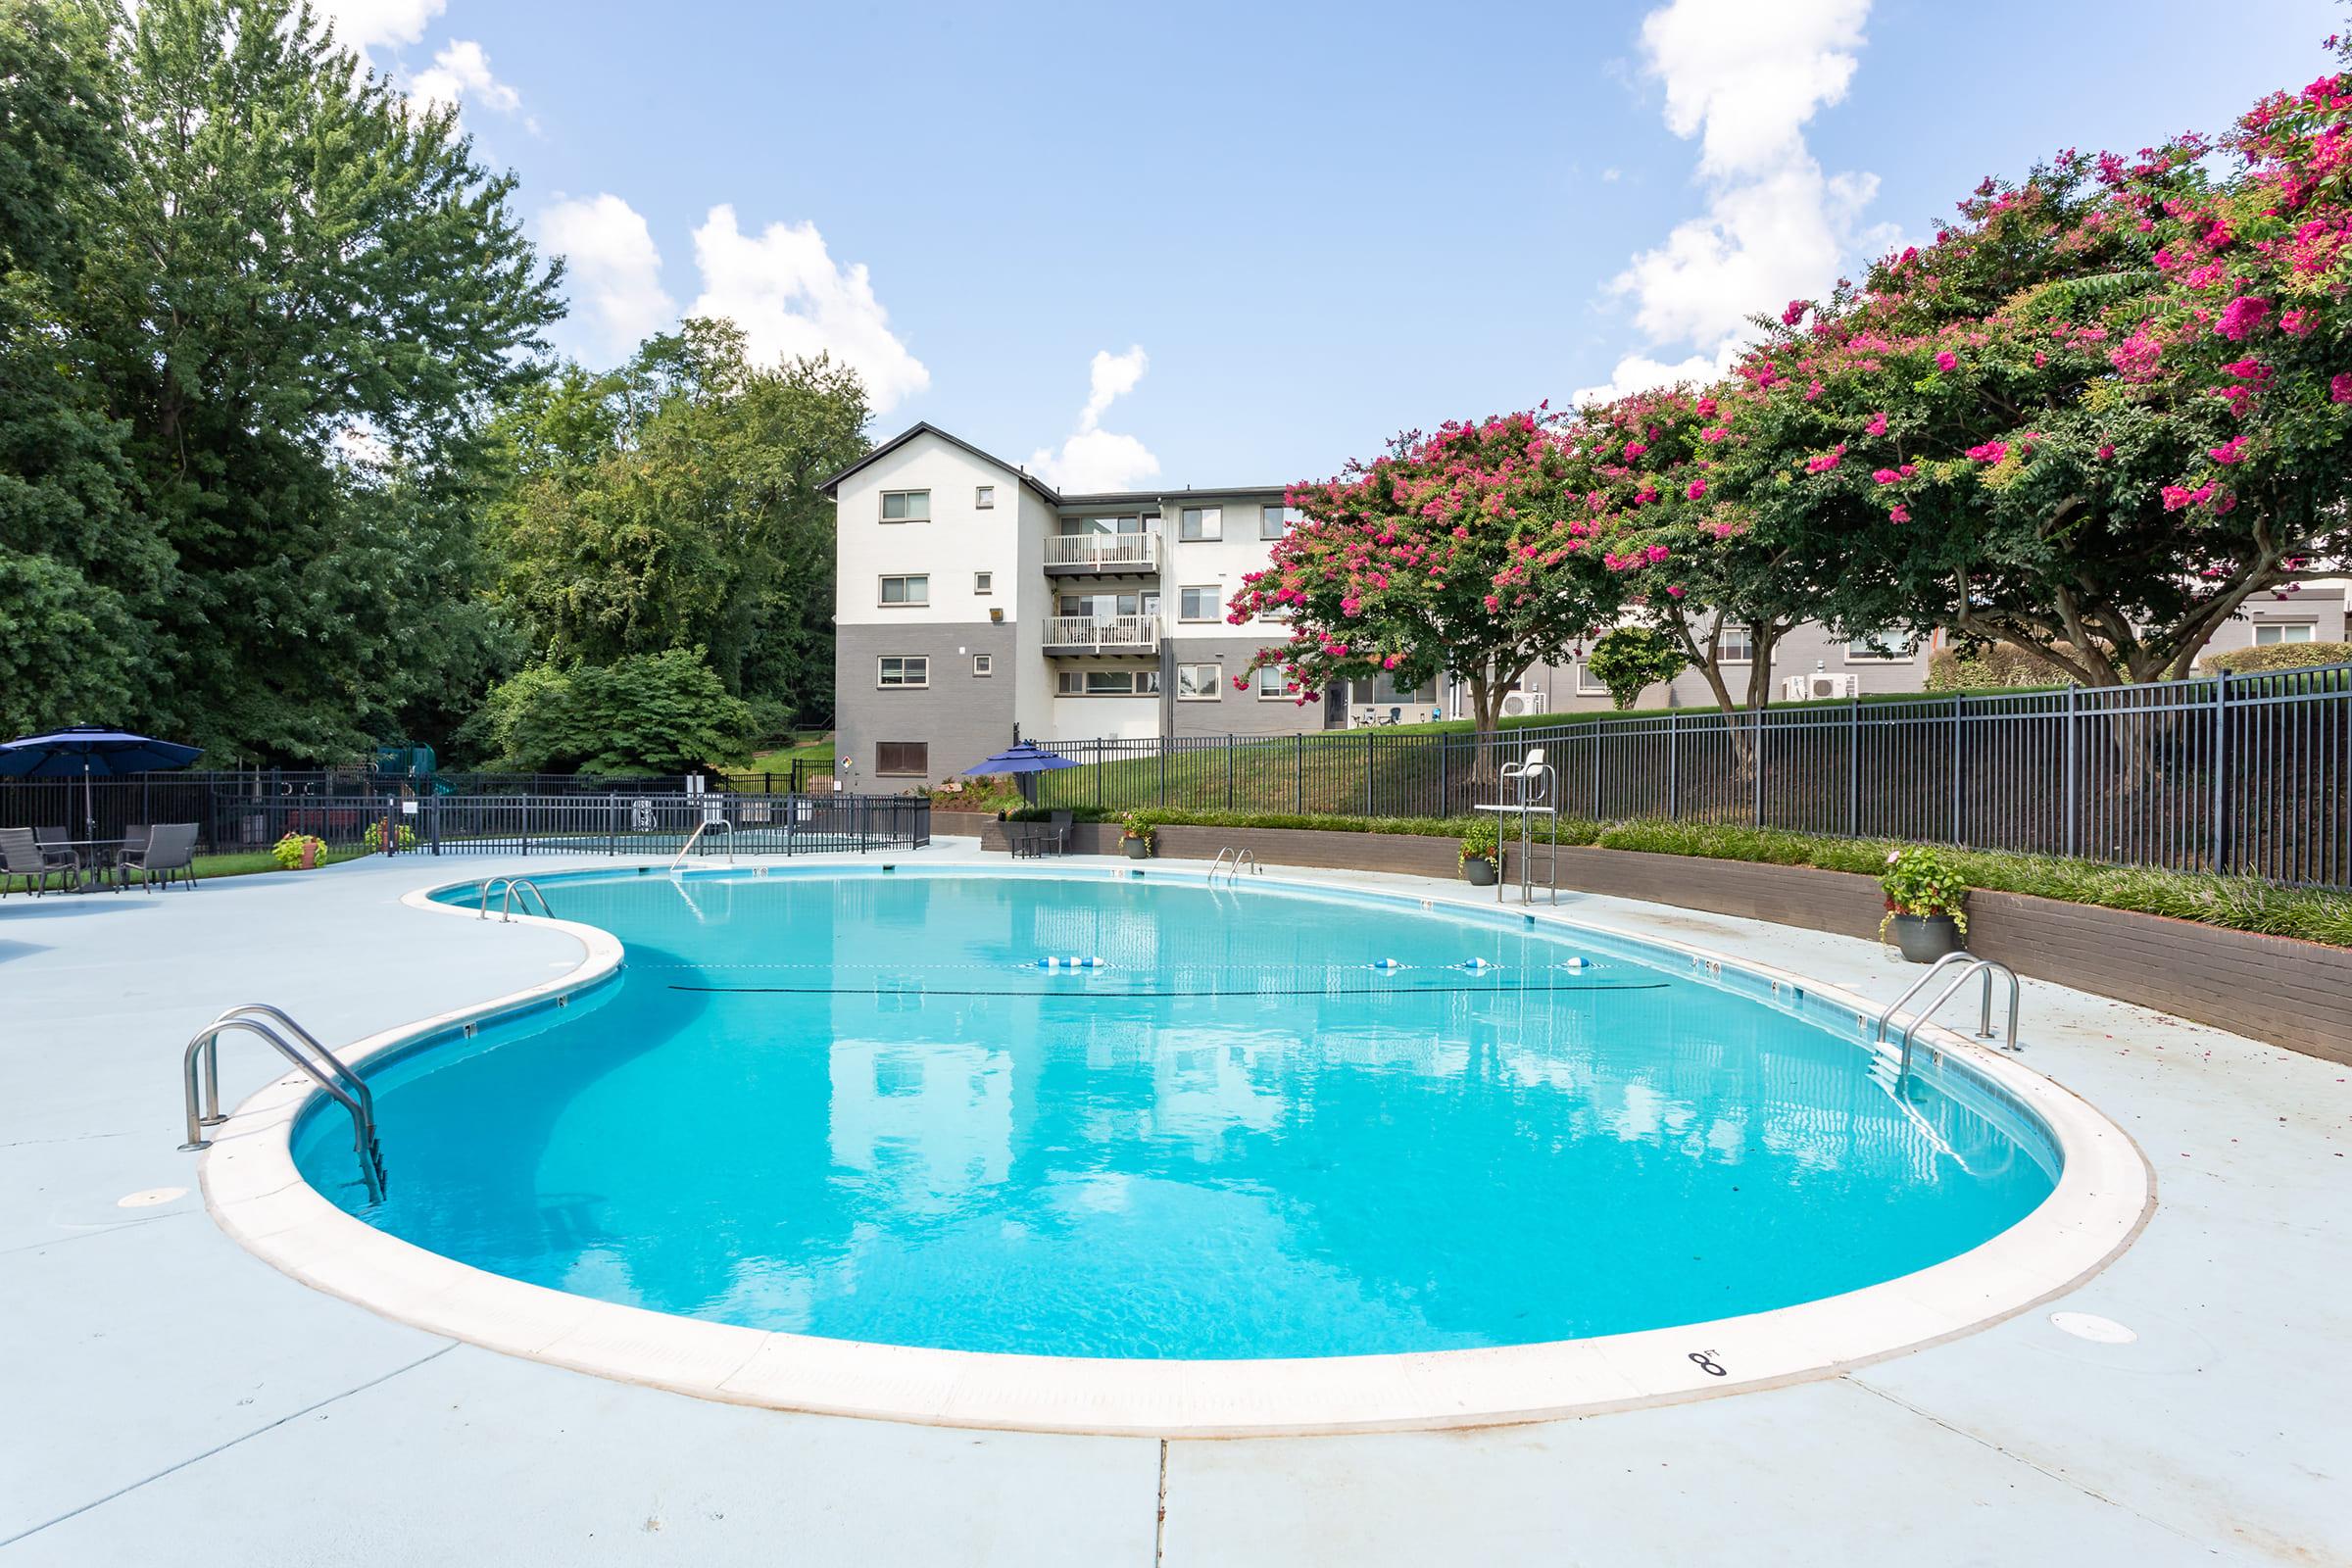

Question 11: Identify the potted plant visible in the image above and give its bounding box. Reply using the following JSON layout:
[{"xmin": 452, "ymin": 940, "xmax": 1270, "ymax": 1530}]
[
  {"xmin": 1119, "ymin": 812, "xmax": 1154, "ymax": 858},
  {"xmin": 1880, "ymin": 845, "xmax": 1970, "ymax": 961},
  {"xmin": 1459, "ymin": 818, "xmax": 1499, "ymax": 886},
  {"xmin": 273, "ymin": 832, "xmax": 326, "ymax": 871}
]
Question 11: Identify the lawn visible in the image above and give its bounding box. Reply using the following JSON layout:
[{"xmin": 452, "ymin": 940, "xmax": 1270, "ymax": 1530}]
[{"xmin": 743, "ymin": 734, "xmax": 835, "ymax": 779}]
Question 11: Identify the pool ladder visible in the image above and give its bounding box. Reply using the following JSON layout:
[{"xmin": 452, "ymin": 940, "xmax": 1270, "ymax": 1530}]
[
  {"xmin": 1873, "ymin": 952, "xmax": 2022, "ymax": 1089},
  {"xmin": 476, "ymin": 876, "xmax": 553, "ymax": 921},
  {"xmin": 179, "ymin": 1004, "xmax": 385, "ymax": 1202},
  {"xmin": 669, "ymin": 817, "xmax": 734, "ymax": 872},
  {"xmin": 1208, "ymin": 847, "xmax": 1261, "ymax": 885}
]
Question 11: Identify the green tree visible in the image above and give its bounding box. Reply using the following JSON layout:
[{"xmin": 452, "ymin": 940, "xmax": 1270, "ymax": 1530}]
[
  {"xmin": 466, "ymin": 649, "xmax": 755, "ymax": 774},
  {"xmin": 482, "ymin": 322, "xmax": 870, "ymax": 732},
  {"xmin": 1584, "ymin": 626, "xmax": 1690, "ymax": 710}
]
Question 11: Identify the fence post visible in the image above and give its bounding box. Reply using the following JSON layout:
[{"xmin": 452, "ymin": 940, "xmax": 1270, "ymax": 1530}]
[
  {"xmin": 610, "ymin": 790, "xmax": 618, "ymax": 858},
  {"xmin": 1227, "ymin": 734, "xmax": 1236, "ymax": 809},
  {"xmin": 1440, "ymin": 734, "xmax": 1451, "ymax": 818},
  {"xmin": 1666, "ymin": 712, "xmax": 1678, "ymax": 821},
  {"xmin": 1295, "ymin": 734, "xmax": 1304, "ymax": 814},
  {"xmin": 1365, "ymin": 727, "xmax": 1375, "ymax": 816},
  {"xmin": 1950, "ymin": 696, "xmax": 1965, "ymax": 847},
  {"xmin": 1846, "ymin": 698, "xmax": 1860, "ymax": 838},
  {"xmin": 2062, "ymin": 687, "xmax": 2079, "ymax": 858},
  {"xmin": 1751, "ymin": 712, "xmax": 1765, "ymax": 827},
  {"xmin": 1158, "ymin": 738, "xmax": 1167, "ymax": 807},
  {"xmin": 2211, "ymin": 669, "xmax": 2230, "ymax": 872},
  {"xmin": 1095, "ymin": 741, "xmax": 1103, "ymax": 808}
]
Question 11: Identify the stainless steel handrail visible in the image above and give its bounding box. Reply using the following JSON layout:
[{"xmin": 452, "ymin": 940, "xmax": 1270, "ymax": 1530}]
[
  {"xmin": 499, "ymin": 878, "xmax": 553, "ymax": 922},
  {"xmin": 1207, "ymin": 847, "xmax": 1260, "ymax": 885},
  {"xmin": 180, "ymin": 1013, "xmax": 385, "ymax": 1201},
  {"xmin": 1208, "ymin": 847, "xmax": 1237, "ymax": 883},
  {"xmin": 669, "ymin": 818, "xmax": 733, "ymax": 872},
  {"xmin": 1873, "ymin": 956, "xmax": 2023, "ymax": 1088}
]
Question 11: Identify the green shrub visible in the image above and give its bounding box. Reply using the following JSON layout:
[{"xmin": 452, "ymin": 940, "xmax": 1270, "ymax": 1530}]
[
  {"xmin": 1585, "ymin": 626, "xmax": 1690, "ymax": 710},
  {"xmin": 1879, "ymin": 844, "xmax": 1971, "ymax": 939},
  {"xmin": 1458, "ymin": 816, "xmax": 1498, "ymax": 867},
  {"xmin": 1926, "ymin": 641, "xmax": 2084, "ymax": 691},
  {"xmin": 271, "ymin": 832, "xmax": 325, "ymax": 870},
  {"xmin": 2204, "ymin": 641, "xmax": 2352, "ymax": 675}
]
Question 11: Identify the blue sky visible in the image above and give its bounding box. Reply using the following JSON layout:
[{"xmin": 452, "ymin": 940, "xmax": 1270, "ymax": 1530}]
[{"xmin": 328, "ymin": 0, "xmax": 2336, "ymax": 489}]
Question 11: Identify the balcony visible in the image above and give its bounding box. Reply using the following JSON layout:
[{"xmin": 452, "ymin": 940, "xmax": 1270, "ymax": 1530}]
[
  {"xmin": 1044, "ymin": 614, "xmax": 1160, "ymax": 657},
  {"xmin": 1044, "ymin": 533, "xmax": 1159, "ymax": 576}
]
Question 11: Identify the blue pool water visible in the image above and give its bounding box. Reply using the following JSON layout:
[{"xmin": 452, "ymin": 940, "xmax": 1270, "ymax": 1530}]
[{"xmin": 294, "ymin": 869, "xmax": 2058, "ymax": 1359}]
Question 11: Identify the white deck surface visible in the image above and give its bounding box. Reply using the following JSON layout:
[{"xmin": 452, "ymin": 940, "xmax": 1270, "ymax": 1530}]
[{"xmin": 2, "ymin": 840, "xmax": 2345, "ymax": 1565}]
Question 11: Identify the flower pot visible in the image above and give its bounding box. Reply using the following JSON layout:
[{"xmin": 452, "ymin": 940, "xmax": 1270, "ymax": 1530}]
[
  {"xmin": 299, "ymin": 841, "xmax": 318, "ymax": 870},
  {"xmin": 1124, "ymin": 838, "xmax": 1151, "ymax": 859},
  {"xmin": 1889, "ymin": 912, "xmax": 1963, "ymax": 963},
  {"xmin": 1463, "ymin": 858, "xmax": 1496, "ymax": 887}
]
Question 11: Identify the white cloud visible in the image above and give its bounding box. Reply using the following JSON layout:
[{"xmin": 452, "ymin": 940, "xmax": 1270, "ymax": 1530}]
[
  {"xmin": 308, "ymin": 0, "xmax": 444, "ymax": 62},
  {"xmin": 1029, "ymin": 347, "xmax": 1160, "ymax": 494},
  {"xmin": 1571, "ymin": 348, "xmax": 1730, "ymax": 410},
  {"xmin": 1589, "ymin": 0, "xmax": 1879, "ymax": 399},
  {"xmin": 687, "ymin": 206, "xmax": 930, "ymax": 413},
  {"xmin": 410, "ymin": 38, "xmax": 522, "ymax": 119},
  {"xmin": 538, "ymin": 194, "xmax": 675, "ymax": 361}
]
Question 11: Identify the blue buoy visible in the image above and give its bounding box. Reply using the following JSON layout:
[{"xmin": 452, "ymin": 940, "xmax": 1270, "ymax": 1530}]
[
  {"xmin": 1370, "ymin": 957, "xmax": 1403, "ymax": 972},
  {"xmin": 1562, "ymin": 956, "xmax": 1591, "ymax": 970},
  {"xmin": 1459, "ymin": 956, "xmax": 1495, "ymax": 973}
]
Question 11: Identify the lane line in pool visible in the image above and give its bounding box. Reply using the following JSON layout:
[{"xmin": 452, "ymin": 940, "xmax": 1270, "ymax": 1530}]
[{"xmin": 662, "ymin": 981, "xmax": 1671, "ymax": 997}]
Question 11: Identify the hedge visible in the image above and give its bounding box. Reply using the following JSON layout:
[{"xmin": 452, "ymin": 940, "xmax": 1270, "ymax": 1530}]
[
  {"xmin": 2203, "ymin": 642, "xmax": 2352, "ymax": 676},
  {"xmin": 1007, "ymin": 806, "xmax": 2352, "ymax": 948}
]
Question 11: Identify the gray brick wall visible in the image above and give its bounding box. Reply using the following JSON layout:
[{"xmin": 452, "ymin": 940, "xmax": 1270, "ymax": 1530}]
[
  {"xmin": 1162, "ymin": 634, "xmax": 1334, "ymax": 736},
  {"xmin": 835, "ymin": 621, "xmax": 1016, "ymax": 787}
]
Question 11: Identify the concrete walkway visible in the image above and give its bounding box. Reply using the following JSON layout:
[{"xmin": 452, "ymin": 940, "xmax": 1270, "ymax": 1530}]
[{"xmin": 1, "ymin": 844, "xmax": 2344, "ymax": 1566}]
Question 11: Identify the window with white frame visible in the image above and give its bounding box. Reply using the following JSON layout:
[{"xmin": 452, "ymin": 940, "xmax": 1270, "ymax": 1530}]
[
  {"xmin": 878, "ymin": 574, "xmax": 928, "ymax": 606},
  {"xmin": 1575, "ymin": 661, "xmax": 1611, "ymax": 696},
  {"xmin": 1178, "ymin": 506, "xmax": 1222, "ymax": 541},
  {"xmin": 1254, "ymin": 665, "xmax": 1296, "ymax": 701},
  {"xmin": 876, "ymin": 656, "xmax": 928, "ymax": 688},
  {"xmin": 2255, "ymin": 622, "xmax": 2317, "ymax": 645},
  {"xmin": 1060, "ymin": 514, "xmax": 1147, "ymax": 536},
  {"xmin": 1055, "ymin": 668, "xmax": 1160, "ymax": 697},
  {"xmin": 1846, "ymin": 632, "xmax": 1916, "ymax": 661},
  {"xmin": 1716, "ymin": 623, "xmax": 1755, "ymax": 663},
  {"xmin": 1178, "ymin": 585, "xmax": 1222, "ymax": 622},
  {"xmin": 972, "ymin": 654, "xmax": 993, "ymax": 676},
  {"xmin": 973, "ymin": 571, "xmax": 992, "ymax": 595},
  {"xmin": 1176, "ymin": 662, "xmax": 1221, "ymax": 700},
  {"xmin": 880, "ymin": 490, "xmax": 929, "ymax": 521},
  {"xmin": 1260, "ymin": 504, "xmax": 1298, "ymax": 540},
  {"xmin": 974, "ymin": 484, "xmax": 995, "ymax": 509}
]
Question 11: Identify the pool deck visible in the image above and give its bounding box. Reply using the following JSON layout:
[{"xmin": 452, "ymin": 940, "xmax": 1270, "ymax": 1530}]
[{"xmin": 2, "ymin": 841, "xmax": 2345, "ymax": 1565}]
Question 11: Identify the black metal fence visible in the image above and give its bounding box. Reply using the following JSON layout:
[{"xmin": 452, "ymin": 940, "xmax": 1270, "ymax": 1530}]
[
  {"xmin": 0, "ymin": 780, "xmax": 926, "ymax": 860},
  {"xmin": 1035, "ymin": 662, "xmax": 2352, "ymax": 889}
]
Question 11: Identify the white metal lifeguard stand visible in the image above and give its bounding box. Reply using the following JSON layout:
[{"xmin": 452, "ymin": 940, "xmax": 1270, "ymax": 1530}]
[{"xmin": 1475, "ymin": 747, "xmax": 1559, "ymax": 905}]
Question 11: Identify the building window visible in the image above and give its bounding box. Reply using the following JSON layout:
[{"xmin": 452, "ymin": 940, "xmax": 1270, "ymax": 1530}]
[
  {"xmin": 973, "ymin": 571, "xmax": 993, "ymax": 595},
  {"xmin": 1055, "ymin": 668, "xmax": 1160, "ymax": 697},
  {"xmin": 1178, "ymin": 506, "xmax": 1222, "ymax": 541},
  {"xmin": 874, "ymin": 741, "xmax": 928, "ymax": 776},
  {"xmin": 972, "ymin": 654, "xmax": 993, "ymax": 676},
  {"xmin": 1178, "ymin": 585, "xmax": 1222, "ymax": 622},
  {"xmin": 1254, "ymin": 666, "xmax": 1296, "ymax": 701},
  {"xmin": 1575, "ymin": 662, "xmax": 1612, "ymax": 697},
  {"xmin": 1847, "ymin": 632, "xmax": 1915, "ymax": 662},
  {"xmin": 974, "ymin": 485, "xmax": 995, "ymax": 509},
  {"xmin": 1061, "ymin": 514, "xmax": 1147, "ymax": 536},
  {"xmin": 1260, "ymin": 504, "xmax": 1298, "ymax": 539},
  {"xmin": 2255, "ymin": 622, "xmax": 2316, "ymax": 645},
  {"xmin": 880, "ymin": 490, "xmax": 929, "ymax": 522},
  {"xmin": 1176, "ymin": 662, "xmax": 1222, "ymax": 700},
  {"xmin": 1058, "ymin": 590, "xmax": 1156, "ymax": 618},
  {"xmin": 1717, "ymin": 623, "xmax": 1755, "ymax": 663},
  {"xmin": 878, "ymin": 574, "xmax": 928, "ymax": 606},
  {"xmin": 877, "ymin": 656, "xmax": 928, "ymax": 688}
]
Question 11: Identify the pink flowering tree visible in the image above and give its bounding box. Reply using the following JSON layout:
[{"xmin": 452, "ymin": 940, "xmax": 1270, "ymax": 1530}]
[
  {"xmin": 1228, "ymin": 411, "xmax": 1633, "ymax": 760},
  {"xmin": 1722, "ymin": 61, "xmax": 2352, "ymax": 686}
]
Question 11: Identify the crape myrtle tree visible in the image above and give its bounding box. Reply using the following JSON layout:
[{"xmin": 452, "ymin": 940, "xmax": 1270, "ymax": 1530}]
[
  {"xmin": 1718, "ymin": 56, "xmax": 2352, "ymax": 688},
  {"xmin": 1227, "ymin": 411, "xmax": 1635, "ymax": 761}
]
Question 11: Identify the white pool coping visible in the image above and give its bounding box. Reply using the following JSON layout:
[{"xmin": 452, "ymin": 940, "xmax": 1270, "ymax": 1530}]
[{"xmin": 197, "ymin": 859, "xmax": 2155, "ymax": 1439}]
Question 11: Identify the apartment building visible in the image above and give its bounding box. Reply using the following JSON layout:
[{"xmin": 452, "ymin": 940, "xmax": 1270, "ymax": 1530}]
[{"xmin": 826, "ymin": 423, "xmax": 1343, "ymax": 787}]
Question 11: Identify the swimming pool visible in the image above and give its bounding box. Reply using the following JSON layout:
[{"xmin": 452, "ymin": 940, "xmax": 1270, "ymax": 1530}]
[{"xmin": 289, "ymin": 866, "xmax": 2067, "ymax": 1363}]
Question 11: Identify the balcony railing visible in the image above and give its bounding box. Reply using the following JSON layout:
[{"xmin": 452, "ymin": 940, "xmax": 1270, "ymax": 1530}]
[
  {"xmin": 1044, "ymin": 533, "xmax": 1159, "ymax": 572},
  {"xmin": 1044, "ymin": 614, "xmax": 1159, "ymax": 654}
]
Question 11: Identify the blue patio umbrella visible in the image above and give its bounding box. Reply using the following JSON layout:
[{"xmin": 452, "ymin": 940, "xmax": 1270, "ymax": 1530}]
[
  {"xmin": 0, "ymin": 725, "xmax": 205, "ymax": 834},
  {"xmin": 962, "ymin": 740, "xmax": 1078, "ymax": 805}
]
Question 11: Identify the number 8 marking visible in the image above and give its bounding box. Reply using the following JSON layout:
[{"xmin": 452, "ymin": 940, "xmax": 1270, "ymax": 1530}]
[{"xmin": 1689, "ymin": 1351, "xmax": 1727, "ymax": 1377}]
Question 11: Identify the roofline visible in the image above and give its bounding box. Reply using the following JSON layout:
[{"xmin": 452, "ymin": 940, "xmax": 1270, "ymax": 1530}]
[
  {"xmin": 821, "ymin": 422, "xmax": 1290, "ymax": 509},
  {"xmin": 820, "ymin": 422, "xmax": 1063, "ymax": 505}
]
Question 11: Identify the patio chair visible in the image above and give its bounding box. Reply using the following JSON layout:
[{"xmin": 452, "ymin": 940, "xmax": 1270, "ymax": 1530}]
[
  {"xmin": 122, "ymin": 824, "xmax": 151, "ymax": 858},
  {"xmin": 1047, "ymin": 810, "xmax": 1073, "ymax": 855},
  {"xmin": 120, "ymin": 822, "xmax": 199, "ymax": 893},
  {"xmin": 0, "ymin": 827, "xmax": 79, "ymax": 896},
  {"xmin": 29, "ymin": 826, "xmax": 81, "ymax": 874}
]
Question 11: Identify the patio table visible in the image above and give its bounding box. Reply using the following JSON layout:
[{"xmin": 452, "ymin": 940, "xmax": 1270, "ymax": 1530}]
[{"xmin": 52, "ymin": 838, "xmax": 127, "ymax": 893}]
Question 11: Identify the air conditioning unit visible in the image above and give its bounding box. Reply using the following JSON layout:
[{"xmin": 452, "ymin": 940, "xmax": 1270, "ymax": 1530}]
[
  {"xmin": 1499, "ymin": 690, "xmax": 1547, "ymax": 718},
  {"xmin": 1782, "ymin": 672, "xmax": 1860, "ymax": 701}
]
